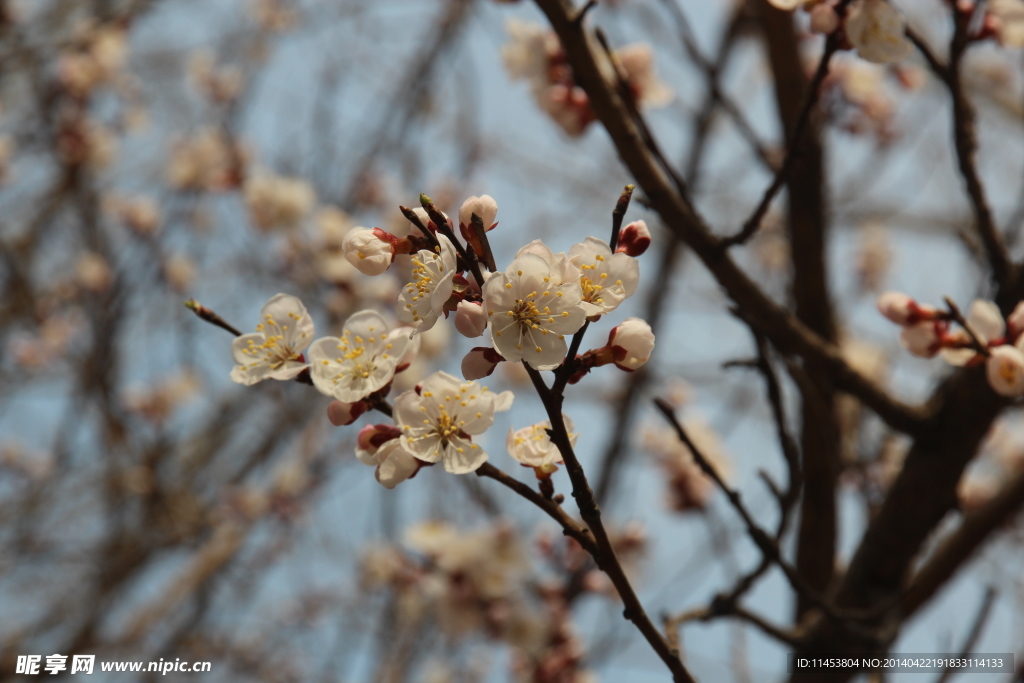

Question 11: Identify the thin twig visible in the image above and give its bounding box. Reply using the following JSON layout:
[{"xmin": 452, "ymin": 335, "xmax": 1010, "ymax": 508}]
[
  {"xmin": 527, "ymin": 366, "xmax": 695, "ymax": 683},
  {"xmin": 475, "ymin": 462, "xmax": 596, "ymax": 554},
  {"xmin": 185, "ymin": 299, "xmax": 243, "ymax": 337},
  {"xmin": 720, "ymin": 14, "xmax": 847, "ymax": 249}
]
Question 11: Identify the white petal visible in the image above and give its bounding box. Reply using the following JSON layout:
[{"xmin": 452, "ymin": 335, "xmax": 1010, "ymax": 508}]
[{"xmin": 441, "ymin": 435, "xmax": 488, "ymax": 474}]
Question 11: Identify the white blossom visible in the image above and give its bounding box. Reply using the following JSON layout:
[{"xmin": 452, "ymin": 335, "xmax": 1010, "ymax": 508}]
[
  {"xmin": 397, "ymin": 234, "xmax": 459, "ymax": 332},
  {"xmin": 846, "ymin": 0, "xmax": 913, "ymax": 64},
  {"xmin": 506, "ymin": 414, "xmax": 576, "ymax": 469},
  {"xmin": 308, "ymin": 310, "xmax": 412, "ymax": 402},
  {"xmin": 986, "ymin": 345, "xmax": 1024, "ymax": 397},
  {"xmin": 230, "ymin": 293, "xmax": 314, "ymax": 385},
  {"xmin": 483, "ymin": 242, "xmax": 587, "ymax": 369},
  {"xmin": 568, "ymin": 237, "xmax": 639, "ymax": 317},
  {"xmin": 394, "ymin": 371, "xmax": 513, "ymax": 474}
]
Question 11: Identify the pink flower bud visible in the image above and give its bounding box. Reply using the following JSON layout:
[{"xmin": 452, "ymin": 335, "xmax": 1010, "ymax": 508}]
[
  {"xmin": 326, "ymin": 400, "xmax": 367, "ymax": 426},
  {"xmin": 877, "ymin": 291, "xmax": 937, "ymax": 325},
  {"xmin": 608, "ymin": 317, "xmax": 655, "ymax": 370},
  {"xmin": 454, "ymin": 300, "xmax": 488, "ymax": 338},
  {"xmin": 462, "ymin": 347, "xmax": 504, "ymax": 380},
  {"xmin": 986, "ymin": 345, "xmax": 1024, "ymax": 397},
  {"xmin": 616, "ymin": 220, "xmax": 651, "ymax": 256},
  {"xmin": 356, "ymin": 423, "xmax": 403, "ymax": 465},
  {"xmin": 342, "ymin": 227, "xmax": 397, "ymax": 275},
  {"xmin": 375, "ymin": 441, "xmax": 422, "ymax": 489},
  {"xmin": 1007, "ymin": 301, "xmax": 1024, "ymax": 339},
  {"xmin": 458, "ymin": 195, "xmax": 498, "ymax": 231},
  {"xmin": 809, "ymin": 4, "xmax": 840, "ymax": 34},
  {"xmin": 899, "ymin": 321, "xmax": 941, "ymax": 358}
]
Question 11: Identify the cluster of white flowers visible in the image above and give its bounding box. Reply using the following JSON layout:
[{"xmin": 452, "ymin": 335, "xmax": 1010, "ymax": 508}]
[
  {"xmin": 878, "ymin": 291, "xmax": 1024, "ymax": 397},
  {"xmin": 227, "ymin": 193, "xmax": 656, "ymax": 488},
  {"xmin": 501, "ymin": 19, "xmax": 671, "ymax": 136}
]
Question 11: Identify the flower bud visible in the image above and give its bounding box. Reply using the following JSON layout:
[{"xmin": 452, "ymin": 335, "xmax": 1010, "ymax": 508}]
[
  {"xmin": 375, "ymin": 441, "xmax": 422, "ymax": 489},
  {"xmin": 616, "ymin": 220, "xmax": 651, "ymax": 256},
  {"xmin": 327, "ymin": 400, "xmax": 368, "ymax": 426},
  {"xmin": 877, "ymin": 291, "xmax": 937, "ymax": 325},
  {"xmin": 986, "ymin": 345, "xmax": 1024, "ymax": 397},
  {"xmin": 356, "ymin": 423, "xmax": 403, "ymax": 465},
  {"xmin": 809, "ymin": 4, "xmax": 839, "ymax": 34},
  {"xmin": 458, "ymin": 195, "xmax": 498, "ymax": 231},
  {"xmin": 462, "ymin": 347, "xmax": 504, "ymax": 380},
  {"xmin": 608, "ymin": 317, "xmax": 655, "ymax": 370},
  {"xmin": 454, "ymin": 300, "xmax": 488, "ymax": 338},
  {"xmin": 1007, "ymin": 301, "xmax": 1024, "ymax": 340},
  {"xmin": 342, "ymin": 227, "xmax": 397, "ymax": 275},
  {"xmin": 899, "ymin": 321, "xmax": 941, "ymax": 358}
]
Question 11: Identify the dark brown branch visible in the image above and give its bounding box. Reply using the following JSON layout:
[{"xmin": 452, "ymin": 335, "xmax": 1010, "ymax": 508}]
[
  {"xmin": 475, "ymin": 462, "xmax": 596, "ymax": 554},
  {"xmin": 529, "ymin": 0, "xmax": 927, "ymax": 437},
  {"xmin": 665, "ymin": 601, "xmax": 804, "ymax": 648},
  {"xmin": 902, "ymin": 467, "xmax": 1024, "ymax": 617},
  {"xmin": 526, "ymin": 366, "xmax": 696, "ymax": 683}
]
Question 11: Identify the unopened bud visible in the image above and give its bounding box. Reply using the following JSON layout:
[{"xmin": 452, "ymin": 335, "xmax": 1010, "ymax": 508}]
[
  {"xmin": 900, "ymin": 321, "xmax": 941, "ymax": 358},
  {"xmin": 877, "ymin": 291, "xmax": 938, "ymax": 326},
  {"xmin": 454, "ymin": 300, "xmax": 488, "ymax": 338},
  {"xmin": 462, "ymin": 347, "xmax": 504, "ymax": 380},
  {"xmin": 458, "ymin": 195, "xmax": 498, "ymax": 231},
  {"xmin": 342, "ymin": 227, "xmax": 398, "ymax": 275},
  {"xmin": 607, "ymin": 317, "xmax": 655, "ymax": 371},
  {"xmin": 616, "ymin": 220, "xmax": 651, "ymax": 256},
  {"xmin": 809, "ymin": 4, "xmax": 839, "ymax": 34},
  {"xmin": 356, "ymin": 423, "xmax": 403, "ymax": 465},
  {"xmin": 1007, "ymin": 301, "xmax": 1024, "ymax": 339},
  {"xmin": 327, "ymin": 399, "xmax": 368, "ymax": 426},
  {"xmin": 375, "ymin": 441, "xmax": 422, "ymax": 489}
]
